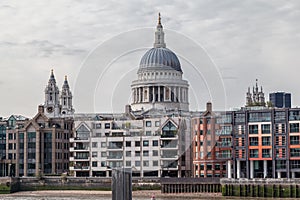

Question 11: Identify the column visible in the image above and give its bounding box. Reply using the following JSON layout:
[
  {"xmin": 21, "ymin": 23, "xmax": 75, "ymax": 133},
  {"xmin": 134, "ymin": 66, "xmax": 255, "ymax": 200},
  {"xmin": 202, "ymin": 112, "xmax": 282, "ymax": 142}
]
[
  {"xmin": 250, "ymin": 160, "xmax": 254, "ymax": 179},
  {"xmin": 237, "ymin": 160, "xmax": 241, "ymax": 179},
  {"xmin": 227, "ymin": 160, "xmax": 232, "ymax": 179},
  {"xmin": 178, "ymin": 87, "xmax": 181, "ymax": 102},
  {"xmin": 139, "ymin": 87, "xmax": 142, "ymax": 102},
  {"xmin": 152, "ymin": 86, "xmax": 155, "ymax": 103},
  {"xmin": 163, "ymin": 86, "xmax": 166, "ymax": 102},
  {"xmin": 158, "ymin": 86, "xmax": 161, "ymax": 102},
  {"xmin": 277, "ymin": 171, "xmax": 281, "ymax": 178},
  {"xmin": 292, "ymin": 172, "xmax": 296, "ymax": 178},
  {"xmin": 146, "ymin": 87, "xmax": 149, "ymax": 102},
  {"xmin": 263, "ymin": 160, "xmax": 267, "ymax": 178}
]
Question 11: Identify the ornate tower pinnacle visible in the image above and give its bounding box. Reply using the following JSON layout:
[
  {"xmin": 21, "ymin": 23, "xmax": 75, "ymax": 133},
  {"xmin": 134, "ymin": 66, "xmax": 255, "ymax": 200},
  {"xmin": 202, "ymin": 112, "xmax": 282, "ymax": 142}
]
[
  {"xmin": 44, "ymin": 69, "xmax": 60, "ymax": 117},
  {"xmin": 61, "ymin": 75, "xmax": 74, "ymax": 115},
  {"xmin": 154, "ymin": 13, "xmax": 166, "ymax": 48}
]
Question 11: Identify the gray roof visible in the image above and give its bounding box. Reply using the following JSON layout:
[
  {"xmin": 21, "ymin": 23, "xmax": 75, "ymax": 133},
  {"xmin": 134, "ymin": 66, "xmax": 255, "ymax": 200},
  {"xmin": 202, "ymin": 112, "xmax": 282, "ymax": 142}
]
[{"xmin": 139, "ymin": 47, "xmax": 182, "ymax": 72}]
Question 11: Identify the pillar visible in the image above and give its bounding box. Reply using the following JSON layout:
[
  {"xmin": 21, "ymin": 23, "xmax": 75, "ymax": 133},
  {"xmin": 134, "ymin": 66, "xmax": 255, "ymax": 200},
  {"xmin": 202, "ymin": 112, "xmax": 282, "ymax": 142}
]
[
  {"xmin": 263, "ymin": 160, "xmax": 267, "ymax": 178},
  {"xmin": 178, "ymin": 87, "xmax": 181, "ymax": 102},
  {"xmin": 227, "ymin": 160, "xmax": 232, "ymax": 179},
  {"xmin": 250, "ymin": 160, "xmax": 254, "ymax": 179},
  {"xmin": 112, "ymin": 168, "xmax": 132, "ymax": 200},
  {"xmin": 277, "ymin": 171, "xmax": 281, "ymax": 178},
  {"xmin": 158, "ymin": 86, "xmax": 161, "ymax": 102},
  {"xmin": 292, "ymin": 172, "xmax": 296, "ymax": 178},
  {"xmin": 152, "ymin": 86, "xmax": 155, "ymax": 103},
  {"xmin": 237, "ymin": 160, "xmax": 241, "ymax": 179}
]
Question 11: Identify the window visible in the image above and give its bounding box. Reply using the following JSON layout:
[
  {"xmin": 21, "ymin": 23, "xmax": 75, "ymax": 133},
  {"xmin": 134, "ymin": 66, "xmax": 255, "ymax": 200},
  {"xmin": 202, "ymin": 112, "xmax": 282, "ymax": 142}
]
[
  {"xmin": 153, "ymin": 150, "xmax": 158, "ymax": 156},
  {"xmin": 126, "ymin": 161, "xmax": 131, "ymax": 167},
  {"xmin": 105, "ymin": 123, "xmax": 110, "ymax": 129},
  {"xmin": 155, "ymin": 121, "xmax": 160, "ymax": 127},
  {"xmin": 126, "ymin": 151, "xmax": 131, "ymax": 157},
  {"xmin": 145, "ymin": 131, "xmax": 151, "ymax": 136},
  {"xmin": 92, "ymin": 161, "xmax": 97, "ymax": 167},
  {"xmin": 249, "ymin": 125, "xmax": 258, "ymax": 134},
  {"xmin": 143, "ymin": 161, "xmax": 149, "ymax": 167},
  {"xmin": 248, "ymin": 112, "xmax": 271, "ymax": 122},
  {"xmin": 135, "ymin": 151, "xmax": 140, "ymax": 156},
  {"xmin": 290, "ymin": 136, "xmax": 300, "ymax": 145},
  {"xmin": 290, "ymin": 123, "xmax": 299, "ymax": 133},
  {"xmin": 101, "ymin": 161, "xmax": 106, "ymax": 167},
  {"xmin": 92, "ymin": 142, "xmax": 97, "ymax": 148},
  {"xmin": 135, "ymin": 161, "xmax": 140, "ymax": 167},
  {"xmin": 101, "ymin": 142, "xmax": 106, "ymax": 147},
  {"xmin": 262, "ymin": 137, "xmax": 271, "ymax": 146},
  {"xmin": 126, "ymin": 141, "xmax": 131, "ymax": 147},
  {"xmin": 153, "ymin": 161, "xmax": 158, "ymax": 166},
  {"xmin": 262, "ymin": 124, "xmax": 271, "ymax": 134},
  {"xmin": 152, "ymin": 140, "xmax": 158, "ymax": 146},
  {"xmin": 162, "ymin": 121, "xmax": 177, "ymax": 137},
  {"xmin": 101, "ymin": 152, "xmax": 107, "ymax": 157},
  {"xmin": 215, "ymin": 164, "xmax": 220, "ymax": 170},
  {"xmin": 291, "ymin": 148, "xmax": 300, "ymax": 157},
  {"xmin": 143, "ymin": 151, "xmax": 149, "ymax": 156},
  {"xmin": 250, "ymin": 149, "xmax": 259, "ymax": 158},
  {"xmin": 200, "ymin": 164, "xmax": 204, "ymax": 170},
  {"xmin": 92, "ymin": 152, "xmax": 97, "ymax": 157},
  {"xmin": 143, "ymin": 140, "xmax": 149, "ymax": 146},
  {"xmin": 135, "ymin": 141, "xmax": 140, "ymax": 147},
  {"xmin": 207, "ymin": 164, "xmax": 212, "ymax": 170},
  {"xmin": 250, "ymin": 137, "xmax": 260, "ymax": 146},
  {"xmin": 146, "ymin": 121, "xmax": 151, "ymax": 127},
  {"xmin": 95, "ymin": 123, "xmax": 101, "ymax": 129},
  {"xmin": 276, "ymin": 160, "xmax": 286, "ymax": 169},
  {"xmin": 262, "ymin": 149, "xmax": 271, "ymax": 158},
  {"xmin": 290, "ymin": 160, "xmax": 300, "ymax": 169},
  {"xmin": 8, "ymin": 134, "xmax": 13, "ymax": 140}
]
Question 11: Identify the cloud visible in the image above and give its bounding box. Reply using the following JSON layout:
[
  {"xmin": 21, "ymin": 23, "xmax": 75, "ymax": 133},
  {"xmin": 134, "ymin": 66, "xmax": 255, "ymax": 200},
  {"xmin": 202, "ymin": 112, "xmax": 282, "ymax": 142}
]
[{"xmin": 0, "ymin": 0, "xmax": 300, "ymax": 115}]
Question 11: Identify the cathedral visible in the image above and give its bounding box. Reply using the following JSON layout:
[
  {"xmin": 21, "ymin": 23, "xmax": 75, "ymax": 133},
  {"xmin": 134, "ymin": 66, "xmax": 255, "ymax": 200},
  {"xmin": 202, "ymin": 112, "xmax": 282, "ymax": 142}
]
[{"xmin": 131, "ymin": 13, "xmax": 189, "ymax": 112}]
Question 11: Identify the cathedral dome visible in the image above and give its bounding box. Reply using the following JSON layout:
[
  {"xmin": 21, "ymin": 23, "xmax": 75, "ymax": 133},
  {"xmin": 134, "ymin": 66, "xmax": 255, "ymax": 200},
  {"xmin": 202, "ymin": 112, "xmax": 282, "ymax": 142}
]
[{"xmin": 139, "ymin": 47, "xmax": 182, "ymax": 72}]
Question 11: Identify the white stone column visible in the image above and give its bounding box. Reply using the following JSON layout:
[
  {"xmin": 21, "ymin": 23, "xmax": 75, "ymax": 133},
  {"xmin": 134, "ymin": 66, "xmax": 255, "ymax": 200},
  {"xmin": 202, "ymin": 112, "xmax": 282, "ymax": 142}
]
[
  {"xmin": 263, "ymin": 160, "xmax": 267, "ymax": 178},
  {"xmin": 237, "ymin": 160, "xmax": 241, "ymax": 179},
  {"xmin": 227, "ymin": 160, "xmax": 232, "ymax": 179},
  {"xmin": 250, "ymin": 160, "xmax": 254, "ymax": 179},
  {"xmin": 152, "ymin": 86, "xmax": 155, "ymax": 103},
  {"xmin": 163, "ymin": 86, "xmax": 166, "ymax": 102},
  {"xmin": 178, "ymin": 87, "xmax": 181, "ymax": 102},
  {"xmin": 292, "ymin": 172, "xmax": 296, "ymax": 178},
  {"xmin": 158, "ymin": 86, "xmax": 161, "ymax": 102},
  {"xmin": 277, "ymin": 171, "xmax": 281, "ymax": 178}
]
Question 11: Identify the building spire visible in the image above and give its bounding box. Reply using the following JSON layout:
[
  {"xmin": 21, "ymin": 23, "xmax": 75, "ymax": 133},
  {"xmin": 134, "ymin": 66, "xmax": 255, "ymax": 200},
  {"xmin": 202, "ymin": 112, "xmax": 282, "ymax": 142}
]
[
  {"xmin": 158, "ymin": 12, "xmax": 161, "ymax": 25},
  {"xmin": 153, "ymin": 13, "xmax": 166, "ymax": 48},
  {"xmin": 49, "ymin": 69, "xmax": 56, "ymax": 83}
]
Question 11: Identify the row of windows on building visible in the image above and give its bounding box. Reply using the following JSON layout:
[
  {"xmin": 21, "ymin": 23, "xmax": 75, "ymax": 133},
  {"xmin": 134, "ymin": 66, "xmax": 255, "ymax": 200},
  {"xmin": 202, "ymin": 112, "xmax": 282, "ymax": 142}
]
[
  {"xmin": 195, "ymin": 111, "xmax": 300, "ymax": 125},
  {"xmin": 90, "ymin": 150, "xmax": 161, "ymax": 158},
  {"xmin": 91, "ymin": 121, "xmax": 161, "ymax": 130},
  {"xmin": 91, "ymin": 140, "xmax": 159, "ymax": 148}
]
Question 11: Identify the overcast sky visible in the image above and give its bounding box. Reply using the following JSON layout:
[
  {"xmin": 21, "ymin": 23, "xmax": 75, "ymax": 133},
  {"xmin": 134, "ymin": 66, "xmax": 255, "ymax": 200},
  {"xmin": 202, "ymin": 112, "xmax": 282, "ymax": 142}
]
[{"xmin": 0, "ymin": 0, "xmax": 300, "ymax": 117}]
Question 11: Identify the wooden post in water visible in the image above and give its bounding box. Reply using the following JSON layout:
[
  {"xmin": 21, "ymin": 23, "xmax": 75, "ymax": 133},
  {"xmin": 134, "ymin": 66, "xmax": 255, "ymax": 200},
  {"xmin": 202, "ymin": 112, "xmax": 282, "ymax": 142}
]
[{"xmin": 112, "ymin": 168, "xmax": 132, "ymax": 200}]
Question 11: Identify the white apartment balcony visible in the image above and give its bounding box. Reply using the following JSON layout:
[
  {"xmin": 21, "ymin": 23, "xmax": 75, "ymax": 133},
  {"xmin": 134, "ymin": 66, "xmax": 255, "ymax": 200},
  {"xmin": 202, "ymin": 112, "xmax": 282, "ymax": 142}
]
[
  {"xmin": 70, "ymin": 146, "xmax": 90, "ymax": 152},
  {"xmin": 70, "ymin": 137, "xmax": 90, "ymax": 143},
  {"xmin": 72, "ymin": 156, "xmax": 90, "ymax": 161},
  {"xmin": 161, "ymin": 155, "xmax": 178, "ymax": 160},
  {"xmin": 73, "ymin": 166, "xmax": 90, "ymax": 171}
]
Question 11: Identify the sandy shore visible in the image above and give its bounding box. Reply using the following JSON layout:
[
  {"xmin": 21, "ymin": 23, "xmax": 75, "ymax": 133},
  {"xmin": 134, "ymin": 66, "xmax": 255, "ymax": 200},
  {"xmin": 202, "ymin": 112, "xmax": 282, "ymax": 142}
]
[{"xmin": 7, "ymin": 190, "xmax": 222, "ymax": 199}]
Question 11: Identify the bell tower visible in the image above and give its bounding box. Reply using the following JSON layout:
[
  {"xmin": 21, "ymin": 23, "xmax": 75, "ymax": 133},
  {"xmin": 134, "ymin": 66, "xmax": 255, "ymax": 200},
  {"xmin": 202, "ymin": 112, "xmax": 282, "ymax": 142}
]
[
  {"xmin": 44, "ymin": 69, "xmax": 61, "ymax": 117},
  {"xmin": 60, "ymin": 75, "xmax": 74, "ymax": 115}
]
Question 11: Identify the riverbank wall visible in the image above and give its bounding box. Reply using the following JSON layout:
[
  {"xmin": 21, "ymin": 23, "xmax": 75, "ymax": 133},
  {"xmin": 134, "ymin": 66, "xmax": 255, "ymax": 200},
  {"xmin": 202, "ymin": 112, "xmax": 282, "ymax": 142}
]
[{"xmin": 221, "ymin": 178, "xmax": 300, "ymax": 198}]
